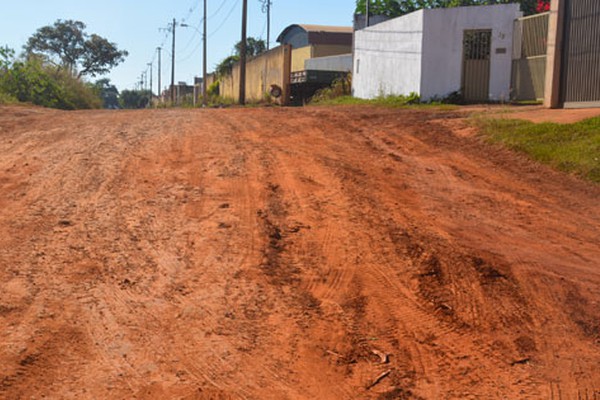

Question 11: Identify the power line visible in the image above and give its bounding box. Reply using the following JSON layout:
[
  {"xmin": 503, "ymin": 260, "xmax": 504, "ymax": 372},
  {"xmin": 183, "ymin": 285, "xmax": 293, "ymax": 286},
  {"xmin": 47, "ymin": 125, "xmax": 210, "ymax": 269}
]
[{"xmin": 209, "ymin": 0, "xmax": 240, "ymax": 37}]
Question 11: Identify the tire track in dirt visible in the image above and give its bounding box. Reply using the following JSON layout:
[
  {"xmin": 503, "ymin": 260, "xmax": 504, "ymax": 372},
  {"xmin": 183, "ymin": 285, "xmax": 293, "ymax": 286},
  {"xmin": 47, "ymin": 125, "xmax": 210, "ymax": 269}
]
[{"xmin": 1, "ymin": 106, "xmax": 598, "ymax": 399}]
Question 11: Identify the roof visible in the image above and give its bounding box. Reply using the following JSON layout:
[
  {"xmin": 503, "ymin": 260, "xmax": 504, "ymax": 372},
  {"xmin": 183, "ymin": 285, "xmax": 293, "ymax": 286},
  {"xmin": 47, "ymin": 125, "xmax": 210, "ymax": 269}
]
[{"xmin": 277, "ymin": 24, "xmax": 353, "ymax": 43}]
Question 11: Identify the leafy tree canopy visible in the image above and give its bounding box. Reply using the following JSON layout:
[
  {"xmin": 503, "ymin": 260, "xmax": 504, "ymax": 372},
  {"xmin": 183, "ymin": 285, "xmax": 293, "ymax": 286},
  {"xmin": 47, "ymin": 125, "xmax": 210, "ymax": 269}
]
[
  {"xmin": 94, "ymin": 78, "xmax": 120, "ymax": 109},
  {"xmin": 215, "ymin": 55, "xmax": 240, "ymax": 77},
  {"xmin": 234, "ymin": 37, "xmax": 267, "ymax": 58},
  {"xmin": 215, "ymin": 37, "xmax": 266, "ymax": 77},
  {"xmin": 119, "ymin": 89, "xmax": 151, "ymax": 109},
  {"xmin": 355, "ymin": 0, "xmax": 543, "ymax": 17},
  {"xmin": 0, "ymin": 46, "xmax": 15, "ymax": 70},
  {"xmin": 24, "ymin": 19, "xmax": 128, "ymax": 78}
]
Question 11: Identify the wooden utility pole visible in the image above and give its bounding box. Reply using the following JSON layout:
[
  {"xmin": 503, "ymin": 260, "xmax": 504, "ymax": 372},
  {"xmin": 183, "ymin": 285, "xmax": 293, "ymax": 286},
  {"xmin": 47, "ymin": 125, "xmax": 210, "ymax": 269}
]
[
  {"xmin": 157, "ymin": 47, "xmax": 162, "ymax": 101},
  {"xmin": 239, "ymin": 0, "xmax": 248, "ymax": 105},
  {"xmin": 203, "ymin": 0, "xmax": 208, "ymax": 106},
  {"xmin": 366, "ymin": 0, "xmax": 370, "ymax": 28},
  {"xmin": 147, "ymin": 62, "xmax": 153, "ymax": 95},
  {"xmin": 266, "ymin": 1, "xmax": 271, "ymax": 50},
  {"xmin": 171, "ymin": 18, "xmax": 176, "ymax": 104}
]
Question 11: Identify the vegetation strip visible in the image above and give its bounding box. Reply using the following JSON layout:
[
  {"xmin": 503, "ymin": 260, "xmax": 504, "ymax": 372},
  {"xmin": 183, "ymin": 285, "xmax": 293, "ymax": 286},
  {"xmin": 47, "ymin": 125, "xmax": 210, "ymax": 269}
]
[{"xmin": 477, "ymin": 116, "xmax": 600, "ymax": 183}]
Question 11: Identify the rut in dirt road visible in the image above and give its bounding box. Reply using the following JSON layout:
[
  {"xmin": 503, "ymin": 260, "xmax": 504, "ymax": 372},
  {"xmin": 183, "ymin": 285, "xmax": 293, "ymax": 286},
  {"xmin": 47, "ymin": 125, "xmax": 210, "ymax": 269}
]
[{"xmin": 0, "ymin": 106, "xmax": 598, "ymax": 399}]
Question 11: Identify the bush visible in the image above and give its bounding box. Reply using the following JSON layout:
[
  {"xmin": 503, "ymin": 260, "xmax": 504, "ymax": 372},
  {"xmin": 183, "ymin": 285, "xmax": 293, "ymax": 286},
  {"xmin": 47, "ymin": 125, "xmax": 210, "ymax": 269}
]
[
  {"xmin": 0, "ymin": 53, "xmax": 101, "ymax": 110},
  {"xmin": 311, "ymin": 74, "xmax": 352, "ymax": 103}
]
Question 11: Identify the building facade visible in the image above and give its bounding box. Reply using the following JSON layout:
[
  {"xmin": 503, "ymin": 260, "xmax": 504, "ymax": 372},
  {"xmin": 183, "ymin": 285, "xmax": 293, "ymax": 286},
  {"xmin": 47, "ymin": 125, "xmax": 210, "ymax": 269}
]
[{"xmin": 353, "ymin": 4, "xmax": 522, "ymax": 102}]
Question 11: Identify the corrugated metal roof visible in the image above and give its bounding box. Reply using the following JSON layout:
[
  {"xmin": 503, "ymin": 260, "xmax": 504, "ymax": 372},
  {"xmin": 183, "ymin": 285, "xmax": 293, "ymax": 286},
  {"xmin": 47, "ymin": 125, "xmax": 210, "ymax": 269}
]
[
  {"xmin": 296, "ymin": 24, "xmax": 353, "ymax": 34},
  {"xmin": 277, "ymin": 24, "xmax": 353, "ymax": 43}
]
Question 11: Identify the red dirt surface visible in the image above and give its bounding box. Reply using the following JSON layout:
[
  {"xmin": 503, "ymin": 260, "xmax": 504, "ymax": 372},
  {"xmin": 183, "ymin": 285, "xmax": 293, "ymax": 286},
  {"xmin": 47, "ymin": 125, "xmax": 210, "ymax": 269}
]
[{"xmin": 0, "ymin": 105, "xmax": 598, "ymax": 399}]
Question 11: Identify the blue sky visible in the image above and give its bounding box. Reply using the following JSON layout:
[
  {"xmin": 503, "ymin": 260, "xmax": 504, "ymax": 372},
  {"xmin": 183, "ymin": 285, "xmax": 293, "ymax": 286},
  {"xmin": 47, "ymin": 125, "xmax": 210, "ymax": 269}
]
[{"xmin": 2, "ymin": 1, "xmax": 356, "ymax": 92}]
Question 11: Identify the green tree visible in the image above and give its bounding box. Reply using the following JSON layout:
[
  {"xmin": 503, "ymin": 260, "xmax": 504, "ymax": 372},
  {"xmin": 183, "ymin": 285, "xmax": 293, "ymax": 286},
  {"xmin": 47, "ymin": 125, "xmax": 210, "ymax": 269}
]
[
  {"xmin": 355, "ymin": 0, "xmax": 540, "ymax": 17},
  {"xmin": 24, "ymin": 19, "xmax": 128, "ymax": 78},
  {"xmin": 215, "ymin": 37, "xmax": 266, "ymax": 77},
  {"xmin": 215, "ymin": 55, "xmax": 240, "ymax": 77},
  {"xmin": 119, "ymin": 89, "xmax": 152, "ymax": 109},
  {"xmin": 234, "ymin": 37, "xmax": 267, "ymax": 57},
  {"xmin": 0, "ymin": 46, "xmax": 14, "ymax": 70},
  {"xmin": 94, "ymin": 78, "xmax": 120, "ymax": 109}
]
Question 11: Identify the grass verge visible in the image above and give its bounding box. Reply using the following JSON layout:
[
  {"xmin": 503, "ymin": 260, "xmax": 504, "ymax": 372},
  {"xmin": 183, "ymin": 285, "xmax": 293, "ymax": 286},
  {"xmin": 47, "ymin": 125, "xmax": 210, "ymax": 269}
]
[
  {"xmin": 312, "ymin": 95, "xmax": 457, "ymax": 110},
  {"xmin": 477, "ymin": 117, "xmax": 600, "ymax": 183}
]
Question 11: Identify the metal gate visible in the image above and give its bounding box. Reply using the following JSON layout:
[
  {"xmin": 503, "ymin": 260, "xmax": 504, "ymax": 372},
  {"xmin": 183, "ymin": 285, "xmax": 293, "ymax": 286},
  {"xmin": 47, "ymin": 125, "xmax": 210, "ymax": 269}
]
[
  {"xmin": 511, "ymin": 12, "xmax": 549, "ymax": 101},
  {"xmin": 462, "ymin": 30, "xmax": 492, "ymax": 102},
  {"xmin": 561, "ymin": 0, "xmax": 600, "ymax": 107}
]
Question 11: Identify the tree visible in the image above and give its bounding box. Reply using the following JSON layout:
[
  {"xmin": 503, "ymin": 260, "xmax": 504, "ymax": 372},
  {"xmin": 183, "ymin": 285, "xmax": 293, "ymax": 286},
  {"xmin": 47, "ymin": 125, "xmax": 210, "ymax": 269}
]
[
  {"xmin": 94, "ymin": 78, "xmax": 120, "ymax": 109},
  {"xmin": 0, "ymin": 46, "xmax": 14, "ymax": 70},
  {"xmin": 0, "ymin": 56, "xmax": 101, "ymax": 110},
  {"xmin": 119, "ymin": 89, "xmax": 152, "ymax": 109},
  {"xmin": 234, "ymin": 37, "xmax": 267, "ymax": 58},
  {"xmin": 215, "ymin": 37, "xmax": 266, "ymax": 77},
  {"xmin": 215, "ymin": 55, "xmax": 240, "ymax": 77},
  {"xmin": 24, "ymin": 20, "xmax": 128, "ymax": 78},
  {"xmin": 355, "ymin": 0, "xmax": 544, "ymax": 17}
]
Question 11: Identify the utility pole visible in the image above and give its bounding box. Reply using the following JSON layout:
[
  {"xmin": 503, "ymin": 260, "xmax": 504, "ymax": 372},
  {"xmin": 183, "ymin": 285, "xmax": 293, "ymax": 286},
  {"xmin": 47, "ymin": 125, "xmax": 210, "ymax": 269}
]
[
  {"xmin": 157, "ymin": 47, "xmax": 162, "ymax": 101},
  {"xmin": 171, "ymin": 18, "xmax": 176, "ymax": 104},
  {"xmin": 202, "ymin": 0, "xmax": 208, "ymax": 106},
  {"xmin": 366, "ymin": 0, "xmax": 370, "ymax": 28},
  {"xmin": 148, "ymin": 63, "xmax": 153, "ymax": 95},
  {"xmin": 267, "ymin": 0, "xmax": 271, "ymax": 50},
  {"xmin": 260, "ymin": 1, "xmax": 271, "ymax": 50},
  {"xmin": 239, "ymin": 0, "xmax": 248, "ymax": 105}
]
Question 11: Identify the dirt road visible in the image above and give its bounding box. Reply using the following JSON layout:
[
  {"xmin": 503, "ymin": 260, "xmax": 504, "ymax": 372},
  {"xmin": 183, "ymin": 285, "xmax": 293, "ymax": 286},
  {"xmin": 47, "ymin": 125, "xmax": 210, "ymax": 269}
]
[{"xmin": 0, "ymin": 105, "xmax": 598, "ymax": 399}]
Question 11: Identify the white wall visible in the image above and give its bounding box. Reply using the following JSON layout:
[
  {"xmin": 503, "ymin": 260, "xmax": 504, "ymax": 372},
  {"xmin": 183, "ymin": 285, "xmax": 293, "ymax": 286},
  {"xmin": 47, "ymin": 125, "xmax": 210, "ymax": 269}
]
[
  {"xmin": 305, "ymin": 54, "xmax": 353, "ymax": 72},
  {"xmin": 421, "ymin": 4, "xmax": 521, "ymax": 101},
  {"xmin": 353, "ymin": 10, "xmax": 424, "ymax": 99}
]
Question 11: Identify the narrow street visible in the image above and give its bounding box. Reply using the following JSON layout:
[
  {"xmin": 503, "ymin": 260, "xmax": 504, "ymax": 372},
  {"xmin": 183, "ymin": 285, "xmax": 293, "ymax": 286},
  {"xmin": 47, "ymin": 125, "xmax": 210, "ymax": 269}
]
[{"xmin": 0, "ymin": 106, "xmax": 598, "ymax": 399}]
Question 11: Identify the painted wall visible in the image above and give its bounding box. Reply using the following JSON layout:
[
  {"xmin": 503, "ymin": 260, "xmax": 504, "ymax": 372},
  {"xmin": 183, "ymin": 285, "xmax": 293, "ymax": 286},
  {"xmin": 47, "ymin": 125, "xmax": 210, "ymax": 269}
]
[
  {"xmin": 305, "ymin": 54, "xmax": 353, "ymax": 72},
  {"xmin": 312, "ymin": 44, "xmax": 353, "ymax": 59},
  {"xmin": 352, "ymin": 4, "xmax": 520, "ymax": 101},
  {"xmin": 292, "ymin": 44, "xmax": 353, "ymax": 72},
  {"xmin": 220, "ymin": 45, "xmax": 291, "ymax": 104},
  {"xmin": 292, "ymin": 46, "xmax": 312, "ymax": 72},
  {"xmin": 421, "ymin": 4, "xmax": 521, "ymax": 101},
  {"xmin": 352, "ymin": 10, "xmax": 424, "ymax": 99}
]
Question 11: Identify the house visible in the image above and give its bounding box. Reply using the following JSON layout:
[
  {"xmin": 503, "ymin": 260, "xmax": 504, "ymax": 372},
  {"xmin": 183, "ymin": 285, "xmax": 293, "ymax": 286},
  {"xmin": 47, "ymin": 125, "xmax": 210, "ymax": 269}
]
[
  {"xmin": 545, "ymin": 0, "xmax": 600, "ymax": 108},
  {"xmin": 217, "ymin": 24, "xmax": 354, "ymax": 105},
  {"xmin": 352, "ymin": 4, "xmax": 522, "ymax": 102},
  {"xmin": 277, "ymin": 24, "xmax": 353, "ymax": 72}
]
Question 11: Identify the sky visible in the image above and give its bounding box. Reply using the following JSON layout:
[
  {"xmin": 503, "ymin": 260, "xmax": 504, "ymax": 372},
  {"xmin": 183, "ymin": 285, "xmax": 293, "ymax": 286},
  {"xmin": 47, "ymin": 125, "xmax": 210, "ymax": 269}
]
[{"xmin": 2, "ymin": 1, "xmax": 357, "ymax": 93}]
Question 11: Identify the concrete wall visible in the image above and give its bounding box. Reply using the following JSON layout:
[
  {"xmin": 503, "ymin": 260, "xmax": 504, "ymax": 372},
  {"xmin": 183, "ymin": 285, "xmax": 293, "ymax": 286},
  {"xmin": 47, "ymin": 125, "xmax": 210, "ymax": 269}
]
[
  {"xmin": 220, "ymin": 45, "xmax": 291, "ymax": 104},
  {"xmin": 353, "ymin": 14, "xmax": 391, "ymax": 30},
  {"xmin": 312, "ymin": 44, "xmax": 353, "ymax": 59},
  {"xmin": 421, "ymin": 4, "xmax": 521, "ymax": 101},
  {"xmin": 353, "ymin": 10, "xmax": 424, "ymax": 99},
  {"xmin": 292, "ymin": 46, "xmax": 312, "ymax": 72},
  {"xmin": 291, "ymin": 44, "xmax": 353, "ymax": 72},
  {"xmin": 305, "ymin": 54, "xmax": 353, "ymax": 72}
]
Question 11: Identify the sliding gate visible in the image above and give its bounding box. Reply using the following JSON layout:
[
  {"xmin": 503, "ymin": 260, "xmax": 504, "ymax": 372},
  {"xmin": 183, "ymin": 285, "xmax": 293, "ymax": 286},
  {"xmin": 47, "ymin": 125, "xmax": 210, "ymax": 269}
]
[{"xmin": 561, "ymin": 0, "xmax": 600, "ymax": 107}]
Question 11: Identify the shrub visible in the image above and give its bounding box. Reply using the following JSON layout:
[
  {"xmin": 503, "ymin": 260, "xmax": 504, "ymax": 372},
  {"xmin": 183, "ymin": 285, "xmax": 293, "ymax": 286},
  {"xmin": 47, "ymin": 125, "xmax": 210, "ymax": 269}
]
[{"xmin": 0, "ymin": 56, "xmax": 101, "ymax": 110}]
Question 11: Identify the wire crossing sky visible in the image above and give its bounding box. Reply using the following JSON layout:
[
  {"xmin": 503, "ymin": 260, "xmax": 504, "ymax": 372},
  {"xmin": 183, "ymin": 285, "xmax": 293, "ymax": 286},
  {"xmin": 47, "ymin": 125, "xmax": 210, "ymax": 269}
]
[{"xmin": 2, "ymin": 1, "xmax": 356, "ymax": 92}]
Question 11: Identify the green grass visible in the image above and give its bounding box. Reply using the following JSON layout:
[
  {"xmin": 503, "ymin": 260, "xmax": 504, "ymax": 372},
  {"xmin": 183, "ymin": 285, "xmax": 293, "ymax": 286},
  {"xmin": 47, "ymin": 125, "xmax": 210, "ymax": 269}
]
[
  {"xmin": 312, "ymin": 94, "xmax": 458, "ymax": 110},
  {"xmin": 478, "ymin": 117, "xmax": 600, "ymax": 183}
]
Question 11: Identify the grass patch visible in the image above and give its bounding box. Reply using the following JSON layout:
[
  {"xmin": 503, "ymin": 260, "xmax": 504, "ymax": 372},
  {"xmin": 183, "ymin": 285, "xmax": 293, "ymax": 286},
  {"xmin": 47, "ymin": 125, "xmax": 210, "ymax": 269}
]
[
  {"xmin": 478, "ymin": 117, "xmax": 600, "ymax": 183},
  {"xmin": 312, "ymin": 94, "xmax": 457, "ymax": 110}
]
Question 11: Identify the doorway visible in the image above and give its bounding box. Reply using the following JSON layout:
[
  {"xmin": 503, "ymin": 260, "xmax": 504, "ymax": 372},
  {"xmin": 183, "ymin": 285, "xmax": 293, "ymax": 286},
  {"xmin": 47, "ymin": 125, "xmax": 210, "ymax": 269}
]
[{"xmin": 462, "ymin": 30, "xmax": 492, "ymax": 102}]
